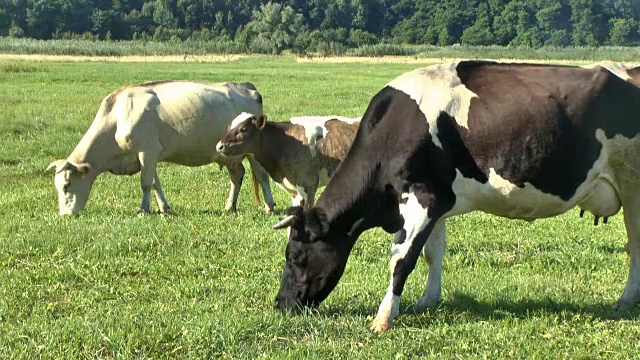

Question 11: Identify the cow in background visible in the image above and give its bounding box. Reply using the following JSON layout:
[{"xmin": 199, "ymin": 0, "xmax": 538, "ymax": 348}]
[
  {"xmin": 47, "ymin": 80, "xmax": 275, "ymax": 216},
  {"xmin": 216, "ymin": 113, "xmax": 360, "ymax": 208}
]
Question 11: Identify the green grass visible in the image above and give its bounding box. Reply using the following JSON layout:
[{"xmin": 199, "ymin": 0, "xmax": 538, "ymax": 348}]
[{"xmin": 1, "ymin": 56, "xmax": 639, "ymax": 359}]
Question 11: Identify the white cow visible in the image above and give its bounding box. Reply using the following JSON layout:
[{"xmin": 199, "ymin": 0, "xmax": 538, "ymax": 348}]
[{"xmin": 47, "ymin": 80, "xmax": 275, "ymax": 216}]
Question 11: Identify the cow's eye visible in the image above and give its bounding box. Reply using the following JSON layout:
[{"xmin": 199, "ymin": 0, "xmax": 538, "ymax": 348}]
[
  {"xmin": 239, "ymin": 127, "xmax": 247, "ymax": 133},
  {"xmin": 289, "ymin": 250, "xmax": 307, "ymax": 266},
  {"xmin": 63, "ymin": 184, "xmax": 69, "ymax": 193}
]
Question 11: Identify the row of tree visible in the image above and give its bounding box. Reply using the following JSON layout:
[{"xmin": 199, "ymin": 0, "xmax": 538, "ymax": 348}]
[{"xmin": 1, "ymin": 0, "xmax": 640, "ymax": 51}]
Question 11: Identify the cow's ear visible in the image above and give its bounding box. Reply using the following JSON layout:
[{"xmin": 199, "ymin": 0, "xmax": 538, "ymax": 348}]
[
  {"xmin": 305, "ymin": 208, "xmax": 329, "ymax": 242},
  {"xmin": 254, "ymin": 115, "xmax": 267, "ymax": 130},
  {"xmin": 46, "ymin": 159, "xmax": 67, "ymax": 173},
  {"xmin": 76, "ymin": 163, "xmax": 91, "ymax": 175}
]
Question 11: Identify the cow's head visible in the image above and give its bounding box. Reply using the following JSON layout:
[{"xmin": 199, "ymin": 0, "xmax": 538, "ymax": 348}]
[
  {"xmin": 216, "ymin": 113, "xmax": 266, "ymax": 157},
  {"xmin": 47, "ymin": 159, "xmax": 96, "ymax": 216},
  {"xmin": 271, "ymin": 206, "xmax": 357, "ymax": 312}
]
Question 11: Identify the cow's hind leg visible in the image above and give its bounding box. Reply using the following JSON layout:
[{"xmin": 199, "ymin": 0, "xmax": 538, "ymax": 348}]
[
  {"xmin": 153, "ymin": 173, "xmax": 174, "ymax": 215},
  {"xmin": 615, "ymin": 193, "xmax": 640, "ymax": 309},
  {"xmin": 414, "ymin": 220, "xmax": 447, "ymax": 311},
  {"xmin": 370, "ymin": 194, "xmax": 445, "ymax": 333},
  {"xmin": 224, "ymin": 161, "xmax": 245, "ymax": 212}
]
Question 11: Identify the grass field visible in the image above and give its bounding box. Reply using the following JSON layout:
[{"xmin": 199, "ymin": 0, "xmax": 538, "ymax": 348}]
[{"xmin": 1, "ymin": 55, "xmax": 640, "ymax": 359}]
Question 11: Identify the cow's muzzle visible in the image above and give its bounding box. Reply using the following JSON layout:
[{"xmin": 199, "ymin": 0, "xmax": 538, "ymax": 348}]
[
  {"xmin": 274, "ymin": 296, "xmax": 319, "ymax": 313},
  {"xmin": 215, "ymin": 141, "xmax": 226, "ymax": 153}
]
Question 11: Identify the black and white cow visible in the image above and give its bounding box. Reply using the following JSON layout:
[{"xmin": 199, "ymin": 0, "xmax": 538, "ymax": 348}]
[{"xmin": 271, "ymin": 60, "xmax": 640, "ymax": 333}]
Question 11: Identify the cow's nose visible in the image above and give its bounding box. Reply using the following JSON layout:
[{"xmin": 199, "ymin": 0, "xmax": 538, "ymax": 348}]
[{"xmin": 216, "ymin": 142, "xmax": 225, "ymax": 152}]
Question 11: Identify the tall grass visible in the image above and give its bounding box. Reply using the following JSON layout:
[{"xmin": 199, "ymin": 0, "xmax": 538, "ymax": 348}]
[
  {"xmin": 0, "ymin": 37, "xmax": 247, "ymax": 56},
  {"xmin": 1, "ymin": 37, "xmax": 639, "ymax": 62}
]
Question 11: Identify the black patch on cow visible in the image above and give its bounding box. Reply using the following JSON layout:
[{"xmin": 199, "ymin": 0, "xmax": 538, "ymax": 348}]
[
  {"xmin": 435, "ymin": 111, "xmax": 488, "ymax": 184},
  {"xmin": 315, "ymin": 86, "xmax": 456, "ymax": 237},
  {"xmin": 392, "ymin": 229, "xmax": 407, "ymax": 245},
  {"xmin": 452, "ymin": 60, "xmax": 640, "ymax": 201},
  {"xmin": 391, "ymin": 219, "xmax": 439, "ymax": 296},
  {"xmin": 388, "ymin": 91, "xmax": 457, "ymax": 219},
  {"xmin": 352, "ymin": 87, "xmax": 396, "ymax": 143}
]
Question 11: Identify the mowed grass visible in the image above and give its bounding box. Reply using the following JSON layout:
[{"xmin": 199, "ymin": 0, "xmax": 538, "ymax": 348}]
[{"xmin": 0, "ymin": 55, "xmax": 639, "ymax": 359}]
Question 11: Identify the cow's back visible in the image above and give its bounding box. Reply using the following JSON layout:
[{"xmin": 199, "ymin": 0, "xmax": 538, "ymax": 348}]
[
  {"xmin": 316, "ymin": 119, "xmax": 360, "ymax": 169},
  {"xmin": 139, "ymin": 81, "xmax": 263, "ymax": 166},
  {"xmin": 386, "ymin": 61, "xmax": 640, "ymax": 219}
]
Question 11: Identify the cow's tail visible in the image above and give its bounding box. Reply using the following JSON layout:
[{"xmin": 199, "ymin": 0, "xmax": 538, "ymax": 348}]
[{"xmin": 252, "ymin": 170, "xmax": 261, "ymax": 206}]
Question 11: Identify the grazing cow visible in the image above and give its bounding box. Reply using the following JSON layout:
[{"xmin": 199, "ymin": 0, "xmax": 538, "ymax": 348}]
[
  {"xmin": 47, "ymin": 80, "xmax": 275, "ymax": 216},
  {"xmin": 271, "ymin": 60, "xmax": 640, "ymax": 333},
  {"xmin": 216, "ymin": 113, "xmax": 360, "ymax": 208}
]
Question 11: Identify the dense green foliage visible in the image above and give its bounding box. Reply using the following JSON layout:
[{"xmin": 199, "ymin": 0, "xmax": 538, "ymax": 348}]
[
  {"xmin": 1, "ymin": 56, "xmax": 640, "ymax": 358},
  {"xmin": 1, "ymin": 0, "xmax": 639, "ymax": 54}
]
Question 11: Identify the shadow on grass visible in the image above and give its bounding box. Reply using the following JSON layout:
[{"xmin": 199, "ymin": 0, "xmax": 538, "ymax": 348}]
[
  {"xmin": 403, "ymin": 293, "xmax": 640, "ymax": 323},
  {"xmin": 315, "ymin": 291, "xmax": 639, "ymax": 327}
]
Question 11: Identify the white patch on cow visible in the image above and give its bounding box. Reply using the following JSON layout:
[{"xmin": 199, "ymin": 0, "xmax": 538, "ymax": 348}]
[
  {"xmin": 229, "ymin": 112, "xmax": 255, "ymax": 130},
  {"xmin": 290, "ymin": 116, "xmax": 361, "ymax": 156},
  {"xmin": 374, "ymin": 192, "xmax": 432, "ymax": 329},
  {"xmin": 582, "ymin": 61, "xmax": 633, "ymax": 81},
  {"xmin": 386, "ymin": 62, "xmax": 478, "ymax": 148},
  {"xmin": 446, "ymin": 128, "xmax": 628, "ymax": 222}
]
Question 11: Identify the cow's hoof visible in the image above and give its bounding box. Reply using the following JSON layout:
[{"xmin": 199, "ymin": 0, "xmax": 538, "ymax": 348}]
[
  {"xmin": 136, "ymin": 208, "xmax": 151, "ymax": 217},
  {"xmin": 414, "ymin": 296, "xmax": 441, "ymax": 312},
  {"xmin": 264, "ymin": 202, "xmax": 276, "ymax": 214},
  {"xmin": 613, "ymin": 298, "xmax": 639, "ymax": 310},
  {"xmin": 369, "ymin": 317, "xmax": 392, "ymax": 333},
  {"xmin": 161, "ymin": 208, "xmax": 177, "ymax": 216},
  {"xmin": 224, "ymin": 203, "xmax": 237, "ymax": 212}
]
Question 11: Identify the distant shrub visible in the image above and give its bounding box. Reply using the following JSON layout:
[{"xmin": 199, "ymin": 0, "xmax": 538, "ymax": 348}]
[
  {"xmin": 1, "ymin": 63, "xmax": 43, "ymax": 73},
  {"xmin": 351, "ymin": 43, "xmax": 421, "ymax": 56}
]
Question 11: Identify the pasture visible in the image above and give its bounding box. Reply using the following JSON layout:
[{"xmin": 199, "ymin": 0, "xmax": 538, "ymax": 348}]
[{"xmin": 1, "ymin": 55, "xmax": 639, "ymax": 358}]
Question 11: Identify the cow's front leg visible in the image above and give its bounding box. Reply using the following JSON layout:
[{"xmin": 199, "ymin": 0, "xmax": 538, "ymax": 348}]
[
  {"xmin": 248, "ymin": 156, "xmax": 276, "ymax": 213},
  {"xmin": 153, "ymin": 173, "xmax": 175, "ymax": 215},
  {"xmin": 224, "ymin": 161, "xmax": 245, "ymax": 212},
  {"xmin": 137, "ymin": 152, "xmax": 159, "ymax": 216},
  {"xmin": 370, "ymin": 194, "xmax": 444, "ymax": 333}
]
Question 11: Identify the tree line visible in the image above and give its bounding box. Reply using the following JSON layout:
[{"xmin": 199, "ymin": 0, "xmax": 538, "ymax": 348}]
[{"xmin": 1, "ymin": 0, "xmax": 639, "ymax": 53}]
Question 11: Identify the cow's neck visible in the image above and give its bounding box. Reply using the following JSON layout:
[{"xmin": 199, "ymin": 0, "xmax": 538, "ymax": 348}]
[
  {"xmin": 253, "ymin": 122, "xmax": 306, "ymax": 180},
  {"xmin": 68, "ymin": 116, "xmax": 120, "ymax": 172},
  {"xmin": 316, "ymin": 153, "xmax": 391, "ymax": 239}
]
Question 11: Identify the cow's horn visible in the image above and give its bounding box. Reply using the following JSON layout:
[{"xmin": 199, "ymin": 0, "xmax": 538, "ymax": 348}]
[
  {"xmin": 273, "ymin": 215, "xmax": 296, "ymax": 230},
  {"xmin": 46, "ymin": 161, "xmax": 58, "ymax": 172}
]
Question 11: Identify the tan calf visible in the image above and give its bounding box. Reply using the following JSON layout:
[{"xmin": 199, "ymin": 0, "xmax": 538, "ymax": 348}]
[{"xmin": 216, "ymin": 113, "xmax": 360, "ymax": 207}]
